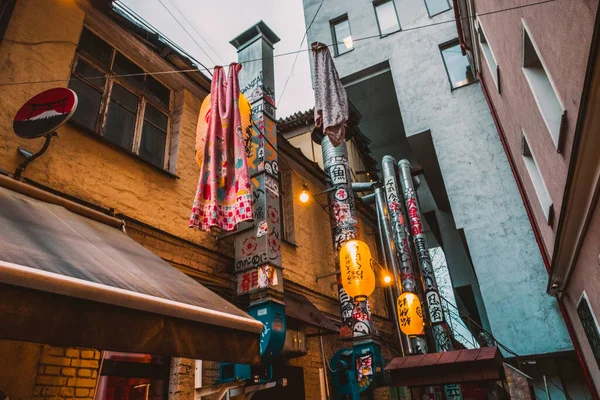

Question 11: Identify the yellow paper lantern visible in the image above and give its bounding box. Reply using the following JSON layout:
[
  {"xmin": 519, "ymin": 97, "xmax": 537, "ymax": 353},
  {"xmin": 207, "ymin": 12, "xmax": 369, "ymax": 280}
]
[
  {"xmin": 397, "ymin": 292, "xmax": 424, "ymax": 336},
  {"xmin": 195, "ymin": 93, "xmax": 252, "ymax": 168},
  {"xmin": 339, "ymin": 240, "xmax": 376, "ymax": 298}
]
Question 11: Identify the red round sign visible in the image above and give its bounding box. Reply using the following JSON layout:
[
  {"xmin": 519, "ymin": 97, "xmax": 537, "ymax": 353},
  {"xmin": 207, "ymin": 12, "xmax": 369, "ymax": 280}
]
[{"xmin": 13, "ymin": 88, "xmax": 78, "ymax": 139}]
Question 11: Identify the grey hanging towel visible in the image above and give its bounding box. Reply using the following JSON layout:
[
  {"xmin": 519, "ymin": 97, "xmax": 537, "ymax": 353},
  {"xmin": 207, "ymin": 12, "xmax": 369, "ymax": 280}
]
[{"xmin": 312, "ymin": 42, "xmax": 349, "ymax": 147}]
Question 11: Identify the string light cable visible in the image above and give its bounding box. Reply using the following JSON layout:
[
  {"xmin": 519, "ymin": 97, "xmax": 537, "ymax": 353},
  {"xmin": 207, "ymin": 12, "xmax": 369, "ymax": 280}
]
[{"xmin": 0, "ymin": 0, "xmax": 555, "ymax": 87}]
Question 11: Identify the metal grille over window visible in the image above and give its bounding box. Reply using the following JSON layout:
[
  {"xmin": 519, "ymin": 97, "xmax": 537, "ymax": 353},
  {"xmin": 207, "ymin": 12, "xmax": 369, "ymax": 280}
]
[
  {"xmin": 68, "ymin": 27, "xmax": 171, "ymax": 170},
  {"xmin": 577, "ymin": 295, "xmax": 600, "ymax": 369}
]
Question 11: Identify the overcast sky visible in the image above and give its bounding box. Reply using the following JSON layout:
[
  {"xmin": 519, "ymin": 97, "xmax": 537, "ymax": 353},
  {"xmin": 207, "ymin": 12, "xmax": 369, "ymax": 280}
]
[{"xmin": 121, "ymin": 0, "xmax": 315, "ymax": 119}]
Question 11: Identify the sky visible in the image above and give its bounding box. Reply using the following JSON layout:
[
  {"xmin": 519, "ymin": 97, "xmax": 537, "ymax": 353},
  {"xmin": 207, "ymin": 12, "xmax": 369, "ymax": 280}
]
[{"xmin": 121, "ymin": 0, "xmax": 315, "ymax": 119}]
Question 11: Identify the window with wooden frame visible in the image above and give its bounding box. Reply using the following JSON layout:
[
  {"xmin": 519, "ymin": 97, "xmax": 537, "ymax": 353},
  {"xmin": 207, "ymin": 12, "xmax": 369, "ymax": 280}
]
[{"xmin": 68, "ymin": 27, "xmax": 172, "ymax": 169}]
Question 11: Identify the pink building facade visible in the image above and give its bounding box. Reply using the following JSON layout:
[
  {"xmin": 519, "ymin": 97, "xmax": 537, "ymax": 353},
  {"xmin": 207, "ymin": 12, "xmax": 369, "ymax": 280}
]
[{"xmin": 457, "ymin": 0, "xmax": 600, "ymax": 395}]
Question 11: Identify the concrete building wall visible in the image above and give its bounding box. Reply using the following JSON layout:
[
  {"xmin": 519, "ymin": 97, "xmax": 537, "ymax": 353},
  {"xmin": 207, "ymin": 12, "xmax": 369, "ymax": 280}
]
[
  {"xmin": 303, "ymin": 0, "xmax": 572, "ymax": 355},
  {"xmin": 473, "ymin": 0, "xmax": 599, "ymax": 258}
]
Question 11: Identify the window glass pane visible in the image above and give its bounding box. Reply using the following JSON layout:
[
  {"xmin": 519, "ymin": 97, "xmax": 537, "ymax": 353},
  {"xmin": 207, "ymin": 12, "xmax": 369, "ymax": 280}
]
[
  {"xmin": 140, "ymin": 121, "xmax": 167, "ymax": 168},
  {"xmin": 144, "ymin": 104, "xmax": 168, "ymax": 131},
  {"xmin": 68, "ymin": 77, "xmax": 102, "ymax": 131},
  {"xmin": 97, "ymin": 352, "xmax": 169, "ymax": 400},
  {"xmin": 78, "ymin": 27, "xmax": 113, "ymax": 69},
  {"xmin": 144, "ymin": 76, "xmax": 170, "ymax": 107},
  {"xmin": 441, "ymin": 43, "xmax": 476, "ymax": 89},
  {"xmin": 376, "ymin": 1, "xmax": 400, "ymax": 36},
  {"xmin": 333, "ymin": 19, "xmax": 353, "ymax": 55},
  {"xmin": 426, "ymin": 0, "xmax": 451, "ymax": 16},
  {"xmin": 111, "ymin": 84, "xmax": 139, "ymax": 113},
  {"xmin": 104, "ymin": 87, "xmax": 138, "ymax": 150},
  {"xmin": 112, "ymin": 52, "xmax": 145, "ymax": 89},
  {"xmin": 74, "ymin": 58, "xmax": 105, "ymax": 88}
]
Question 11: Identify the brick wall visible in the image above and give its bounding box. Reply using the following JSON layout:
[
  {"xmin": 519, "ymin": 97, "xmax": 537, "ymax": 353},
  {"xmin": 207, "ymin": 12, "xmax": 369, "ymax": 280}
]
[
  {"xmin": 32, "ymin": 345, "xmax": 101, "ymax": 400},
  {"xmin": 168, "ymin": 358, "xmax": 195, "ymax": 400},
  {"xmin": 503, "ymin": 363, "xmax": 533, "ymax": 400}
]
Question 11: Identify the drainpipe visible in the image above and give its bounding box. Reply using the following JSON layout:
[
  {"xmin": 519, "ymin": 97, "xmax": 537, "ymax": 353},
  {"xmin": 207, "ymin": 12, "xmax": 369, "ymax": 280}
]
[
  {"xmin": 320, "ymin": 135, "xmax": 373, "ymax": 339},
  {"xmin": 374, "ymin": 186, "xmax": 409, "ymax": 355},
  {"xmin": 398, "ymin": 159, "xmax": 463, "ymax": 400},
  {"xmin": 452, "ymin": 0, "xmax": 470, "ymax": 56}
]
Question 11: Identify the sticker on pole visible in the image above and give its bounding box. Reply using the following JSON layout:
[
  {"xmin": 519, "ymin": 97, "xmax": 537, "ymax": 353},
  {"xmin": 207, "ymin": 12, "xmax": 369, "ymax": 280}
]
[{"xmin": 13, "ymin": 88, "xmax": 78, "ymax": 139}]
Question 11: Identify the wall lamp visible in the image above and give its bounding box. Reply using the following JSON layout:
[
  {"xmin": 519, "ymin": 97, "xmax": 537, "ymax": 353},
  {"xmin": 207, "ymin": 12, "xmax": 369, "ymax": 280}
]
[{"xmin": 299, "ymin": 182, "xmax": 336, "ymax": 204}]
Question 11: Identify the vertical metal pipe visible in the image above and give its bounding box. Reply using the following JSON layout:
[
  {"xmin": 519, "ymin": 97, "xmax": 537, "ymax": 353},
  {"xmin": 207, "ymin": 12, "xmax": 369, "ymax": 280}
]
[
  {"xmin": 398, "ymin": 159, "xmax": 463, "ymax": 400},
  {"xmin": 398, "ymin": 159, "xmax": 452, "ymax": 353},
  {"xmin": 381, "ymin": 156, "xmax": 418, "ymax": 293},
  {"xmin": 382, "ymin": 155, "xmax": 427, "ymax": 354},
  {"xmin": 375, "ymin": 192, "xmax": 405, "ymax": 356},
  {"xmin": 321, "ymin": 135, "xmax": 372, "ymax": 338},
  {"xmin": 374, "ymin": 187, "xmax": 410, "ymax": 355}
]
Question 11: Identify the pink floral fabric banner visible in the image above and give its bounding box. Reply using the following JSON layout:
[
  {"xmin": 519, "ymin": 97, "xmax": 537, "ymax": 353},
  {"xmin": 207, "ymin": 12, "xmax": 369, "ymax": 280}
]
[{"xmin": 190, "ymin": 64, "xmax": 253, "ymax": 231}]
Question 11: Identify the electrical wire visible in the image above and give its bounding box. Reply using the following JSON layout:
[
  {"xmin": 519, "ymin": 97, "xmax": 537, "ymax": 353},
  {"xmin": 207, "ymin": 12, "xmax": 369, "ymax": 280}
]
[
  {"xmin": 165, "ymin": 0, "xmax": 224, "ymax": 64},
  {"xmin": 155, "ymin": 0, "xmax": 214, "ymax": 75},
  {"xmin": 277, "ymin": 0, "xmax": 325, "ymax": 107},
  {"xmin": 0, "ymin": 0, "xmax": 555, "ymax": 88}
]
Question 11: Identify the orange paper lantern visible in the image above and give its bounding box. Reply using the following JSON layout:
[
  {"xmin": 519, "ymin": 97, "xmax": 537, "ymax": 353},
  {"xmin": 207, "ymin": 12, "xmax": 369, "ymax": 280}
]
[
  {"xmin": 397, "ymin": 292, "xmax": 424, "ymax": 336},
  {"xmin": 195, "ymin": 93, "xmax": 252, "ymax": 168},
  {"xmin": 339, "ymin": 240, "xmax": 376, "ymax": 298}
]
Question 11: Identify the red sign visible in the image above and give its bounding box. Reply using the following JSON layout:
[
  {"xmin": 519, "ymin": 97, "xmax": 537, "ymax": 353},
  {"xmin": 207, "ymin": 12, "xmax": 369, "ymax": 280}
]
[{"xmin": 13, "ymin": 88, "xmax": 78, "ymax": 139}]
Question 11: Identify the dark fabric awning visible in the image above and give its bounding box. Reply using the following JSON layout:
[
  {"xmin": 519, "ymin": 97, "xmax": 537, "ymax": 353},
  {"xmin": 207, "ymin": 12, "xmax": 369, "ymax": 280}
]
[
  {"xmin": 0, "ymin": 186, "xmax": 262, "ymax": 363},
  {"xmin": 284, "ymin": 291, "xmax": 339, "ymax": 333},
  {"xmin": 385, "ymin": 347, "xmax": 504, "ymax": 387}
]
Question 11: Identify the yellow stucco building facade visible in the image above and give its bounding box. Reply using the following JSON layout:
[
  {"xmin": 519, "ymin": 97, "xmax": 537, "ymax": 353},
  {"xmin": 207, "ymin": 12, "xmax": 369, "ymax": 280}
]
[{"xmin": 0, "ymin": 1, "xmax": 397, "ymax": 399}]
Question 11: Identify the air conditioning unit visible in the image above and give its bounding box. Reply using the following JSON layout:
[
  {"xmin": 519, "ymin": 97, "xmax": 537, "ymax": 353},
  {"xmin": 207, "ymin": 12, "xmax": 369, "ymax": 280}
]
[{"xmin": 280, "ymin": 329, "xmax": 307, "ymax": 357}]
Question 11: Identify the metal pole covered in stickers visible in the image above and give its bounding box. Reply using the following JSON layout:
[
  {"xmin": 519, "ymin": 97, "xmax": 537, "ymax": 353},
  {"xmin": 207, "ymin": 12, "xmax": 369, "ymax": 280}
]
[
  {"xmin": 231, "ymin": 23, "xmax": 283, "ymax": 296},
  {"xmin": 381, "ymin": 156, "xmax": 426, "ymax": 354},
  {"xmin": 230, "ymin": 22, "xmax": 286, "ymax": 363},
  {"xmin": 374, "ymin": 186, "xmax": 410, "ymax": 354},
  {"xmin": 321, "ymin": 135, "xmax": 373, "ymax": 339},
  {"xmin": 398, "ymin": 159, "xmax": 462, "ymax": 400}
]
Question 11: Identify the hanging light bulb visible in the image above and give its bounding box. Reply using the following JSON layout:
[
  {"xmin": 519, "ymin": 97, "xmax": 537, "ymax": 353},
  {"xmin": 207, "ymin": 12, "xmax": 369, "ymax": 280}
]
[
  {"xmin": 383, "ymin": 274, "xmax": 392, "ymax": 285},
  {"xmin": 299, "ymin": 183, "xmax": 310, "ymax": 203}
]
